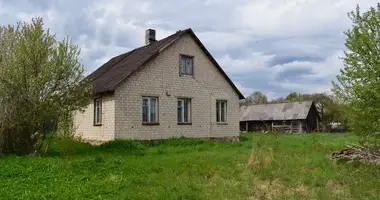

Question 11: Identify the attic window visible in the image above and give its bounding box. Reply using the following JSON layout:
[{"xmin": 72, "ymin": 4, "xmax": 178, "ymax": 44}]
[{"xmin": 180, "ymin": 55, "xmax": 193, "ymax": 75}]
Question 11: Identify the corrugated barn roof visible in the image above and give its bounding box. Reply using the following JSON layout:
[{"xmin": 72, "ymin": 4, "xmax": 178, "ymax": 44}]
[{"xmin": 240, "ymin": 101, "xmax": 314, "ymax": 121}]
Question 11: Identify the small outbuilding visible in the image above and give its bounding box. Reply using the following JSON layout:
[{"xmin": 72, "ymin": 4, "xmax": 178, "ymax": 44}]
[{"xmin": 239, "ymin": 101, "xmax": 320, "ymax": 133}]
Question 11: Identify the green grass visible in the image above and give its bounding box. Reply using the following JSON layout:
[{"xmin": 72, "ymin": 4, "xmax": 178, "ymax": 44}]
[{"xmin": 0, "ymin": 133, "xmax": 379, "ymax": 200}]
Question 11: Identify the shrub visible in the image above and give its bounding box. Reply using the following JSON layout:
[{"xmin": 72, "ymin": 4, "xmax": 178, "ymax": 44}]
[{"xmin": 0, "ymin": 17, "xmax": 92, "ymax": 155}]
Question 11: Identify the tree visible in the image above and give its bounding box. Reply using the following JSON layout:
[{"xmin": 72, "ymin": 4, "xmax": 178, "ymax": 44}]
[
  {"xmin": 283, "ymin": 92, "xmax": 347, "ymax": 132},
  {"xmin": 0, "ymin": 17, "xmax": 92, "ymax": 154},
  {"xmin": 332, "ymin": 3, "xmax": 380, "ymax": 136},
  {"xmin": 244, "ymin": 91, "xmax": 268, "ymax": 105},
  {"xmin": 285, "ymin": 92, "xmax": 302, "ymax": 102}
]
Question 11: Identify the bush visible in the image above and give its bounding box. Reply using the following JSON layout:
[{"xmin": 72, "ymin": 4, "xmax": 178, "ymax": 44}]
[{"xmin": 0, "ymin": 17, "xmax": 92, "ymax": 155}]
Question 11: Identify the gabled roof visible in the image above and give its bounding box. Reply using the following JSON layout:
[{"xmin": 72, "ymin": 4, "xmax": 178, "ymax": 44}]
[
  {"xmin": 87, "ymin": 28, "xmax": 244, "ymax": 99},
  {"xmin": 240, "ymin": 101, "xmax": 316, "ymax": 121}
]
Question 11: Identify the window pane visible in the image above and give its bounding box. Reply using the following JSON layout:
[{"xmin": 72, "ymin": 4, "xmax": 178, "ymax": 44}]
[
  {"xmin": 221, "ymin": 102, "xmax": 225, "ymax": 122},
  {"xmin": 95, "ymin": 107, "xmax": 99, "ymax": 123},
  {"xmin": 177, "ymin": 100, "xmax": 183, "ymax": 122},
  {"xmin": 184, "ymin": 100, "xmax": 189, "ymax": 122},
  {"xmin": 142, "ymin": 106, "xmax": 148, "ymax": 122},
  {"xmin": 186, "ymin": 62, "xmax": 192, "ymax": 74},
  {"xmin": 142, "ymin": 98, "xmax": 148, "ymax": 106},
  {"xmin": 98, "ymin": 107, "xmax": 101, "ymax": 123},
  {"xmin": 224, "ymin": 102, "xmax": 227, "ymax": 122},
  {"xmin": 150, "ymin": 98, "xmax": 157, "ymax": 122},
  {"xmin": 185, "ymin": 59, "xmax": 191, "ymax": 74},
  {"xmin": 216, "ymin": 102, "xmax": 220, "ymax": 122},
  {"xmin": 142, "ymin": 98, "xmax": 148, "ymax": 122},
  {"xmin": 95, "ymin": 99, "xmax": 101, "ymax": 124},
  {"xmin": 181, "ymin": 59, "xmax": 186, "ymax": 74}
]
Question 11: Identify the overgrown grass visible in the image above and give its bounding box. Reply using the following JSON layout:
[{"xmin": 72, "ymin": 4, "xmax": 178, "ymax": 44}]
[{"xmin": 0, "ymin": 133, "xmax": 379, "ymax": 200}]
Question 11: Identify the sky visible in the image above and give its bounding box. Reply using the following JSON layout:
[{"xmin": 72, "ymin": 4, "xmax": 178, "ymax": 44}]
[{"xmin": 0, "ymin": 0, "xmax": 378, "ymax": 99}]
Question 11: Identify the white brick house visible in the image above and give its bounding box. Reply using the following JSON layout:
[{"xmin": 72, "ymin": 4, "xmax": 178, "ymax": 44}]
[{"xmin": 73, "ymin": 28, "xmax": 245, "ymax": 142}]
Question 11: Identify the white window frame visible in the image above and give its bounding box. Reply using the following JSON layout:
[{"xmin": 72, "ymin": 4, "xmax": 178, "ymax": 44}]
[
  {"xmin": 142, "ymin": 96, "xmax": 158, "ymax": 123},
  {"xmin": 216, "ymin": 100, "xmax": 227, "ymax": 123},
  {"xmin": 180, "ymin": 55, "xmax": 194, "ymax": 75},
  {"xmin": 177, "ymin": 98, "xmax": 191, "ymax": 124},
  {"xmin": 94, "ymin": 98, "xmax": 102, "ymax": 125}
]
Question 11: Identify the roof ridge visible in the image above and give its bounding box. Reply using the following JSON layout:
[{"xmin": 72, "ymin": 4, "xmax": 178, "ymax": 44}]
[
  {"xmin": 242, "ymin": 100, "xmax": 314, "ymax": 108},
  {"xmin": 89, "ymin": 28, "xmax": 245, "ymax": 99}
]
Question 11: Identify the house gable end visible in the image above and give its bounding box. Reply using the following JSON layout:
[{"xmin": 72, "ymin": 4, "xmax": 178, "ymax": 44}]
[
  {"xmin": 107, "ymin": 29, "xmax": 245, "ymax": 100},
  {"xmin": 184, "ymin": 30, "xmax": 244, "ymax": 99}
]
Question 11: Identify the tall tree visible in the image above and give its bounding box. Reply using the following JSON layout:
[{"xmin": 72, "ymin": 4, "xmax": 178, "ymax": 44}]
[
  {"xmin": 245, "ymin": 91, "xmax": 268, "ymax": 105},
  {"xmin": 285, "ymin": 92, "xmax": 302, "ymax": 102},
  {"xmin": 332, "ymin": 3, "xmax": 380, "ymax": 136},
  {"xmin": 0, "ymin": 17, "xmax": 92, "ymax": 154}
]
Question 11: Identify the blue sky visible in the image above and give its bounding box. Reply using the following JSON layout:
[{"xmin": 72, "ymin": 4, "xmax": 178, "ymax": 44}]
[{"xmin": 0, "ymin": 0, "xmax": 377, "ymax": 99}]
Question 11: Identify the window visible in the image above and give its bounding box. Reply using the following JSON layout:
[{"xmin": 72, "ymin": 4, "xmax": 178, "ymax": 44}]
[
  {"xmin": 180, "ymin": 55, "xmax": 193, "ymax": 75},
  {"xmin": 142, "ymin": 96, "xmax": 158, "ymax": 123},
  {"xmin": 177, "ymin": 99, "xmax": 191, "ymax": 124},
  {"xmin": 216, "ymin": 100, "xmax": 227, "ymax": 123},
  {"xmin": 94, "ymin": 98, "xmax": 102, "ymax": 125}
]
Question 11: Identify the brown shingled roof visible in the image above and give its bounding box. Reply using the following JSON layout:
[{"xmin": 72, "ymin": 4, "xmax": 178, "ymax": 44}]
[{"xmin": 87, "ymin": 28, "xmax": 245, "ymax": 99}]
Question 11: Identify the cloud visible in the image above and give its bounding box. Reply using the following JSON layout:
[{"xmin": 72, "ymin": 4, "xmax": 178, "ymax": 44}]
[
  {"xmin": 219, "ymin": 52, "xmax": 275, "ymax": 74},
  {"xmin": 0, "ymin": 0, "xmax": 377, "ymax": 99},
  {"xmin": 237, "ymin": 0, "xmax": 376, "ymax": 38}
]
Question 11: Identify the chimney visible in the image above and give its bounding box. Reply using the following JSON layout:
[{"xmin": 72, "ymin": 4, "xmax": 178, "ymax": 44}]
[{"xmin": 145, "ymin": 29, "xmax": 156, "ymax": 45}]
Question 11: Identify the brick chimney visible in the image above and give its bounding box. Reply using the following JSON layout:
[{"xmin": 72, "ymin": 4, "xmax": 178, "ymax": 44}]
[{"xmin": 145, "ymin": 29, "xmax": 156, "ymax": 45}]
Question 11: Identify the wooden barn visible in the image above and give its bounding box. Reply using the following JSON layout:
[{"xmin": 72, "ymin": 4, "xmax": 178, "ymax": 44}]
[{"xmin": 239, "ymin": 101, "xmax": 320, "ymax": 133}]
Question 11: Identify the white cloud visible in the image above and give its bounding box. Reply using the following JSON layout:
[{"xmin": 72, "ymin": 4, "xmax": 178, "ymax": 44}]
[
  {"xmin": 197, "ymin": 31, "xmax": 257, "ymax": 52},
  {"xmin": 238, "ymin": 0, "xmax": 377, "ymax": 37},
  {"xmin": 0, "ymin": 0, "xmax": 377, "ymax": 98},
  {"xmin": 219, "ymin": 52, "xmax": 275, "ymax": 74},
  {"xmin": 268, "ymin": 51, "xmax": 344, "ymax": 94}
]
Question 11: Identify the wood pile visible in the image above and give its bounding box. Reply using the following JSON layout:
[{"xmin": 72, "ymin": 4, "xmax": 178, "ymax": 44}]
[{"xmin": 331, "ymin": 144, "xmax": 380, "ymax": 165}]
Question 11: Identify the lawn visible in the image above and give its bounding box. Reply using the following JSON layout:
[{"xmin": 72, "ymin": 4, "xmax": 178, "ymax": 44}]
[{"xmin": 0, "ymin": 133, "xmax": 379, "ymax": 200}]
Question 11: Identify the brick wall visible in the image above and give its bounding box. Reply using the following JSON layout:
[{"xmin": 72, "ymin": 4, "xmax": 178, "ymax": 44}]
[
  {"xmin": 73, "ymin": 94, "xmax": 115, "ymax": 141},
  {"xmin": 114, "ymin": 33, "xmax": 240, "ymax": 140}
]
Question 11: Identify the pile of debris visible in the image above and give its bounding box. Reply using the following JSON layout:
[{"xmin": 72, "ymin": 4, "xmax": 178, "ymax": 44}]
[{"xmin": 331, "ymin": 144, "xmax": 380, "ymax": 165}]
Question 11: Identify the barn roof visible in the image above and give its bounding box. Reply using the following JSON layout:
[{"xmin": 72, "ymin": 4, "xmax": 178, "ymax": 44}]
[
  {"xmin": 240, "ymin": 101, "xmax": 315, "ymax": 121},
  {"xmin": 86, "ymin": 28, "xmax": 244, "ymax": 99}
]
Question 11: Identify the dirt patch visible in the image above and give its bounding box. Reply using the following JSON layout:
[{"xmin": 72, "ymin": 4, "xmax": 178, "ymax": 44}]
[
  {"xmin": 248, "ymin": 179, "xmax": 311, "ymax": 200},
  {"xmin": 331, "ymin": 144, "xmax": 380, "ymax": 165},
  {"xmin": 326, "ymin": 180, "xmax": 352, "ymax": 198}
]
